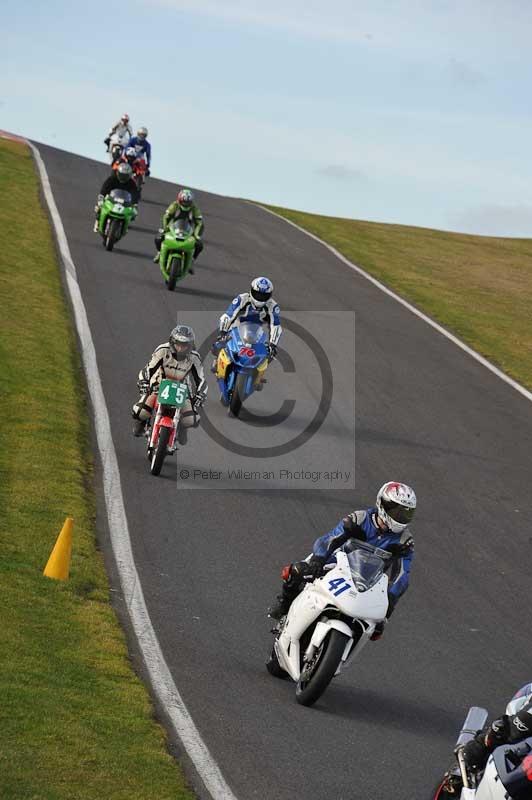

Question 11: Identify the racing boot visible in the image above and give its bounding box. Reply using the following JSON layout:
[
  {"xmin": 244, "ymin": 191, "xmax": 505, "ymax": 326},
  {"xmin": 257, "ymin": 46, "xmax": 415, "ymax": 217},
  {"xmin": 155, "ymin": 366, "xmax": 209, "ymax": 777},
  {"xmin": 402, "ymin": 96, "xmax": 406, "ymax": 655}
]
[{"xmin": 132, "ymin": 418, "xmax": 146, "ymax": 437}]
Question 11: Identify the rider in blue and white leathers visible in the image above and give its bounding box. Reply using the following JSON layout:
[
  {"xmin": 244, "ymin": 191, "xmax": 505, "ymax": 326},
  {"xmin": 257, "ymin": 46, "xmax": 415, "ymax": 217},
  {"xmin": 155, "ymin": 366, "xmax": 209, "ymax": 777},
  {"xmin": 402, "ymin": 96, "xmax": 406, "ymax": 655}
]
[
  {"xmin": 128, "ymin": 126, "xmax": 151, "ymax": 170},
  {"xmin": 269, "ymin": 482, "xmax": 417, "ymax": 639},
  {"xmin": 213, "ymin": 277, "xmax": 282, "ymax": 363}
]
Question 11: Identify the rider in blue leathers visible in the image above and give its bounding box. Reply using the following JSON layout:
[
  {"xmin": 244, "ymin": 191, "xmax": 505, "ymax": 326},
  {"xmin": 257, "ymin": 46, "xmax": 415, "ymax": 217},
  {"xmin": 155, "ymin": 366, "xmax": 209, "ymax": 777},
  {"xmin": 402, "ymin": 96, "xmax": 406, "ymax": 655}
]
[
  {"xmin": 212, "ymin": 277, "xmax": 282, "ymax": 367},
  {"xmin": 128, "ymin": 126, "xmax": 151, "ymax": 171},
  {"xmin": 269, "ymin": 481, "xmax": 417, "ymax": 639}
]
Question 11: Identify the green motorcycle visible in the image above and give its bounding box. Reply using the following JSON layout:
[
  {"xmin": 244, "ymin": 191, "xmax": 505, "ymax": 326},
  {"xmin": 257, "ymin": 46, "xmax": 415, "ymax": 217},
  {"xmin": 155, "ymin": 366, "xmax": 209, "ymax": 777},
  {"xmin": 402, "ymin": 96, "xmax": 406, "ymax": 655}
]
[
  {"xmin": 159, "ymin": 219, "xmax": 196, "ymax": 291},
  {"xmin": 98, "ymin": 189, "xmax": 136, "ymax": 251}
]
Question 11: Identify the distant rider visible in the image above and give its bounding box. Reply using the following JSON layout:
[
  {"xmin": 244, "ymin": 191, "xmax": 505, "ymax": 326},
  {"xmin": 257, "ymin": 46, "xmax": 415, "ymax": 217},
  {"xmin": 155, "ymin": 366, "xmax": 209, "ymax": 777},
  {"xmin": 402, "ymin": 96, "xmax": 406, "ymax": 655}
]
[
  {"xmin": 212, "ymin": 276, "xmax": 282, "ymax": 367},
  {"xmin": 268, "ymin": 481, "xmax": 417, "ymax": 640},
  {"xmin": 93, "ymin": 163, "xmax": 139, "ymax": 232},
  {"xmin": 104, "ymin": 113, "xmax": 133, "ymax": 151},
  {"xmin": 112, "ymin": 145, "xmax": 143, "ymax": 172},
  {"xmin": 127, "ymin": 126, "xmax": 151, "ymax": 171},
  {"xmin": 132, "ymin": 325, "xmax": 207, "ymax": 445},
  {"xmin": 440, "ymin": 683, "xmax": 532, "ymax": 796},
  {"xmin": 153, "ymin": 189, "xmax": 204, "ymax": 271}
]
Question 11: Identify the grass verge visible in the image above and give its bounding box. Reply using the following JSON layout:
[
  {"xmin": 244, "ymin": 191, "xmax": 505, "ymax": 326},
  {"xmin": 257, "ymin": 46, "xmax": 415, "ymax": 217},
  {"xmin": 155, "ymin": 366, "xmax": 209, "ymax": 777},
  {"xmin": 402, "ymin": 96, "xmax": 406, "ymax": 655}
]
[
  {"xmin": 266, "ymin": 204, "xmax": 532, "ymax": 391},
  {"xmin": 0, "ymin": 138, "xmax": 195, "ymax": 800}
]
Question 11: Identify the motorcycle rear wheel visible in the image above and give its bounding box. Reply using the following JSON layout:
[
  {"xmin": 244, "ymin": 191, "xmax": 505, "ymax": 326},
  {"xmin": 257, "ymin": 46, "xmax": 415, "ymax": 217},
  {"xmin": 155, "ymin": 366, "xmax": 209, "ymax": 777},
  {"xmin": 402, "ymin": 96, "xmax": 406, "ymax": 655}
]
[
  {"xmin": 150, "ymin": 425, "xmax": 170, "ymax": 476},
  {"xmin": 295, "ymin": 629, "xmax": 349, "ymax": 707}
]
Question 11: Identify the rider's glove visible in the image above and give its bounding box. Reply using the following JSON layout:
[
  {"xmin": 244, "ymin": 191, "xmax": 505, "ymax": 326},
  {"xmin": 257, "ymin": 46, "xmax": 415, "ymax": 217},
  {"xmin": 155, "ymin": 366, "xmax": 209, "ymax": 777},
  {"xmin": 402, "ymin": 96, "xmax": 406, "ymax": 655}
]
[
  {"xmin": 485, "ymin": 717, "xmax": 509, "ymax": 749},
  {"xmin": 267, "ymin": 342, "xmax": 277, "ymax": 361},
  {"xmin": 460, "ymin": 737, "xmax": 488, "ymax": 769},
  {"xmin": 292, "ymin": 555, "xmax": 325, "ymax": 580},
  {"xmin": 386, "ymin": 536, "xmax": 414, "ymax": 558},
  {"xmin": 211, "ymin": 333, "xmax": 228, "ymax": 355},
  {"xmin": 137, "ymin": 378, "xmax": 150, "ymax": 394}
]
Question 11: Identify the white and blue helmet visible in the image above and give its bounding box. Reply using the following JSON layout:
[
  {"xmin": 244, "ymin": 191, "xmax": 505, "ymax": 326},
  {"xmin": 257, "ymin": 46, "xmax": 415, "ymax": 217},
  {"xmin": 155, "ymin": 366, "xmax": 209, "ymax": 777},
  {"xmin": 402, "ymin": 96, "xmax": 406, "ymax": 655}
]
[
  {"xmin": 250, "ymin": 276, "xmax": 273, "ymax": 308},
  {"xmin": 506, "ymin": 683, "xmax": 532, "ymax": 717}
]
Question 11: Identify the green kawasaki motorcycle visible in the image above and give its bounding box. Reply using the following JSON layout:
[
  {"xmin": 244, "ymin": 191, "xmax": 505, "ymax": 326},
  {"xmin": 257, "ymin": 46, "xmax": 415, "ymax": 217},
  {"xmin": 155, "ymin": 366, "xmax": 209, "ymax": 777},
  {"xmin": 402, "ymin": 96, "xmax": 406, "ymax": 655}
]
[
  {"xmin": 98, "ymin": 189, "xmax": 136, "ymax": 251},
  {"xmin": 159, "ymin": 219, "xmax": 196, "ymax": 291}
]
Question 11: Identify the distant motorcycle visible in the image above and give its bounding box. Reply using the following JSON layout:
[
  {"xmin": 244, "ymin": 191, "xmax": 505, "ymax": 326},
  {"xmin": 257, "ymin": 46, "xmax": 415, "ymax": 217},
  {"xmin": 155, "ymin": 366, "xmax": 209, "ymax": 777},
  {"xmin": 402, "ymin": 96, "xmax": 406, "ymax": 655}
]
[
  {"xmin": 106, "ymin": 131, "xmax": 129, "ymax": 163},
  {"xmin": 433, "ymin": 707, "xmax": 532, "ymax": 799},
  {"xmin": 97, "ymin": 189, "xmax": 136, "ymax": 251},
  {"xmin": 132, "ymin": 158, "xmax": 148, "ymax": 199},
  {"xmin": 214, "ymin": 322, "xmax": 269, "ymax": 417},
  {"xmin": 158, "ymin": 220, "xmax": 196, "ymax": 291},
  {"xmin": 266, "ymin": 540, "xmax": 391, "ymax": 706},
  {"xmin": 146, "ymin": 379, "xmax": 189, "ymax": 476}
]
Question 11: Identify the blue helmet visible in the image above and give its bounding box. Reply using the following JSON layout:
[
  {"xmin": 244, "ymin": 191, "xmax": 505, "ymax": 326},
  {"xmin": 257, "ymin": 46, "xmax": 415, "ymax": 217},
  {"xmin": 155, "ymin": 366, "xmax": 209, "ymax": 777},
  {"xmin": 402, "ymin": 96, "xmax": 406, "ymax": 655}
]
[{"xmin": 250, "ymin": 276, "xmax": 273, "ymax": 308}]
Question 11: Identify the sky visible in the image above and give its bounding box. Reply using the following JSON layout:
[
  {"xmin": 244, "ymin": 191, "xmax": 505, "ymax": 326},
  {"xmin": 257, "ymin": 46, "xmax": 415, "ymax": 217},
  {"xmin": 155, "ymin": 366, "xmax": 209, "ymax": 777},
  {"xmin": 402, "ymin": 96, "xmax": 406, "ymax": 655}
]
[{"xmin": 3, "ymin": 1, "xmax": 532, "ymax": 235}]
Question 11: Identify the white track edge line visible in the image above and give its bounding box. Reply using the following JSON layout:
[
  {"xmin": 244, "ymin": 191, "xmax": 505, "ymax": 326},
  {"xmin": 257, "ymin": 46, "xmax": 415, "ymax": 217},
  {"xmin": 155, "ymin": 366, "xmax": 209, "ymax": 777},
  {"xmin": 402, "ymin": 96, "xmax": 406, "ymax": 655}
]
[
  {"xmin": 256, "ymin": 203, "xmax": 532, "ymax": 406},
  {"xmin": 27, "ymin": 139, "xmax": 238, "ymax": 800}
]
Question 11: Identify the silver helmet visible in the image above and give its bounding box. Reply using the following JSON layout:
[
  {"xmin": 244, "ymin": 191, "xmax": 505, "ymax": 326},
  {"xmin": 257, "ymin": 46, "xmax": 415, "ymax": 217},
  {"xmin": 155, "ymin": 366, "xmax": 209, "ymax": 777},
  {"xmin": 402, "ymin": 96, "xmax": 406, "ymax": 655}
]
[
  {"xmin": 376, "ymin": 481, "xmax": 416, "ymax": 534},
  {"xmin": 169, "ymin": 325, "xmax": 195, "ymax": 361}
]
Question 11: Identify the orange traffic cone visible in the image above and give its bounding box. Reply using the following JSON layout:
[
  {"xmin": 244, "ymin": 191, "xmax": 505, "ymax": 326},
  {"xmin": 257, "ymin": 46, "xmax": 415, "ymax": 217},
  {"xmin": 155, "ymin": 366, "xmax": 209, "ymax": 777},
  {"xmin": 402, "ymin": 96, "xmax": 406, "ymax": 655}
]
[{"xmin": 43, "ymin": 517, "xmax": 73, "ymax": 580}]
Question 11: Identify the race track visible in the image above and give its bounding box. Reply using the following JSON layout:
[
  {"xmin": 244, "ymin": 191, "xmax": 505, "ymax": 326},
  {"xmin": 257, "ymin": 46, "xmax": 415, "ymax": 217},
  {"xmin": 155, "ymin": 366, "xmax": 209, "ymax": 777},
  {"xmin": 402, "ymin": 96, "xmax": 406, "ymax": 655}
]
[{"xmin": 36, "ymin": 142, "xmax": 532, "ymax": 800}]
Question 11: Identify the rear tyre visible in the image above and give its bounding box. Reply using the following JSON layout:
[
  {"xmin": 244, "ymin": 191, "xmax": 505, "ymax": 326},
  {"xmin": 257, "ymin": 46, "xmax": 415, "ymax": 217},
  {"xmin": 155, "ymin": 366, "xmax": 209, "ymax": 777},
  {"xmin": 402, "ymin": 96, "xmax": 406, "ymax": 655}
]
[
  {"xmin": 105, "ymin": 218, "xmax": 121, "ymax": 251},
  {"xmin": 266, "ymin": 644, "xmax": 288, "ymax": 679},
  {"xmin": 167, "ymin": 255, "xmax": 181, "ymax": 291},
  {"xmin": 229, "ymin": 372, "xmax": 246, "ymax": 417},
  {"xmin": 295, "ymin": 629, "xmax": 349, "ymax": 707},
  {"xmin": 150, "ymin": 425, "xmax": 170, "ymax": 476}
]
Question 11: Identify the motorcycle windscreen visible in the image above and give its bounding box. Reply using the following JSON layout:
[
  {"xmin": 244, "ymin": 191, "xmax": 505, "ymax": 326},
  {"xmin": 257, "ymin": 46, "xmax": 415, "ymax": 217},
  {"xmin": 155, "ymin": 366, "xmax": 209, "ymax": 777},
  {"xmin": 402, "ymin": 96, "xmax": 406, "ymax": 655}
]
[
  {"xmin": 171, "ymin": 219, "xmax": 194, "ymax": 238},
  {"xmin": 346, "ymin": 549, "xmax": 384, "ymax": 592},
  {"xmin": 109, "ymin": 189, "xmax": 132, "ymax": 206},
  {"xmin": 235, "ymin": 322, "xmax": 267, "ymax": 346}
]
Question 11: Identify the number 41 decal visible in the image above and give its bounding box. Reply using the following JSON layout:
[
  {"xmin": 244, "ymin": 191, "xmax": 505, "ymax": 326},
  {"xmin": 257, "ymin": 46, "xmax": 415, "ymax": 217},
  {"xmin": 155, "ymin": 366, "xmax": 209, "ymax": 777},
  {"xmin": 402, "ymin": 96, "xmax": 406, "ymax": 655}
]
[{"xmin": 328, "ymin": 577, "xmax": 351, "ymax": 597}]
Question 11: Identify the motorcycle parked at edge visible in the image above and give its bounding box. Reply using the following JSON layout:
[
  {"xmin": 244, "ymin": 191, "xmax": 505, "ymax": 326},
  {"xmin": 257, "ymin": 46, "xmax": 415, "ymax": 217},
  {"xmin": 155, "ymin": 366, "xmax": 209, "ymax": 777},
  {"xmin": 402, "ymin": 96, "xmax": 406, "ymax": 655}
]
[
  {"xmin": 146, "ymin": 379, "xmax": 189, "ymax": 476},
  {"xmin": 267, "ymin": 540, "xmax": 391, "ymax": 706},
  {"xmin": 158, "ymin": 219, "xmax": 196, "ymax": 291},
  {"xmin": 97, "ymin": 189, "xmax": 136, "ymax": 251},
  {"xmin": 433, "ymin": 707, "xmax": 532, "ymax": 799},
  {"xmin": 215, "ymin": 322, "xmax": 269, "ymax": 417}
]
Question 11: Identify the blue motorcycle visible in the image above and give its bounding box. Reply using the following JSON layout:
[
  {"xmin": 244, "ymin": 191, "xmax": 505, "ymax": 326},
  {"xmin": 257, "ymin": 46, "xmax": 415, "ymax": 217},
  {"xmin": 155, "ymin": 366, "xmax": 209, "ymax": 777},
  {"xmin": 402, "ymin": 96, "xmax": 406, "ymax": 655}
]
[{"xmin": 215, "ymin": 322, "xmax": 270, "ymax": 417}]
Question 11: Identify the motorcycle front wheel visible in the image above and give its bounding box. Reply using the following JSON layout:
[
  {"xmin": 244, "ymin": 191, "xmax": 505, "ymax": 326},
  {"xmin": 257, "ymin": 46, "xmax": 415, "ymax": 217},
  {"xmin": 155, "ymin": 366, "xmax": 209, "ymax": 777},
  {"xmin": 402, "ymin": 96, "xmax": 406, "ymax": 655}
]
[
  {"xmin": 295, "ymin": 629, "xmax": 349, "ymax": 706},
  {"xmin": 150, "ymin": 425, "xmax": 170, "ymax": 476},
  {"xmin": 167, "ymin": 255, "xmax": 182, "ymax": 291},
  {"xmin": 229, "ymin": 372, "xmax": 247, "ymax": 417},
  {"xmin": 105, "ymin": 218, "xmax": 121, "ymax": 251}
]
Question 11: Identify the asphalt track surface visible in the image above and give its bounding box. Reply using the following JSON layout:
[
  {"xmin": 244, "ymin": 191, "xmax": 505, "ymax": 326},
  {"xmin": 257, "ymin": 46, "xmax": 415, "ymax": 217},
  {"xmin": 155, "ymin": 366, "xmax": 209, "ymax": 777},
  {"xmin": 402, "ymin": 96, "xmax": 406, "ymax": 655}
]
[{"xmin": 38, "ymin": 142, "xmax": 532, "ymax": 800}]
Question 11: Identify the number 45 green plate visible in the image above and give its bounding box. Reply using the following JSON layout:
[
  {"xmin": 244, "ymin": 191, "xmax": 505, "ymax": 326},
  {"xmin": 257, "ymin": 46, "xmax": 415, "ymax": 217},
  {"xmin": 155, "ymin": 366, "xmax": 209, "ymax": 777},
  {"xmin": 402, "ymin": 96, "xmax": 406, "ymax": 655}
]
[{"xmin": 157, "ymin": 379, "xmax": 188, "ymax": 408}]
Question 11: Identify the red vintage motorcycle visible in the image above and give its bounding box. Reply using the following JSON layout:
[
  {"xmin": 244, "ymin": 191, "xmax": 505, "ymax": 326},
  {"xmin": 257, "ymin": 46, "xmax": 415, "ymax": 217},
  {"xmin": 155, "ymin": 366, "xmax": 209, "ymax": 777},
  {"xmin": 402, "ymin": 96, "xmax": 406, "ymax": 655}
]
[{"xmin": 146, "ymin": 379, "xmax": 189, "ymax": 476}]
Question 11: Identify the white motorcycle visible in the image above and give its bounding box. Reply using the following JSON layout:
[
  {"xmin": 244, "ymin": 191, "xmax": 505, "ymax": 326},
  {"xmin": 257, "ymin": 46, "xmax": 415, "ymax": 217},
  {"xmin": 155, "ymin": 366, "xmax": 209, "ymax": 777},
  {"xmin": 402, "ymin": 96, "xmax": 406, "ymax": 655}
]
[
  {"xmin": 267, "ymin": 540, "xmax": 391, "ymax": 706},
  {"xmin": 433, "ymin": 707, "xmax": 532, "ymax": 799},
  {"xmin": 107, "ymin": 130, "xmax": 130, "ymax": 163}
]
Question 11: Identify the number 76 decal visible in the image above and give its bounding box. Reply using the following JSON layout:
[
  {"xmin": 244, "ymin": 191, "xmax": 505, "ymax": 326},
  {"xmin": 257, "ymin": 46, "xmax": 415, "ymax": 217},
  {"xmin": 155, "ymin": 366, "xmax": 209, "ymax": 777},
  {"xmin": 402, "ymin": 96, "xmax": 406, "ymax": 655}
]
[{"xmin": 328, "ymin": 577, "xmax": 351, "ymax": 596}]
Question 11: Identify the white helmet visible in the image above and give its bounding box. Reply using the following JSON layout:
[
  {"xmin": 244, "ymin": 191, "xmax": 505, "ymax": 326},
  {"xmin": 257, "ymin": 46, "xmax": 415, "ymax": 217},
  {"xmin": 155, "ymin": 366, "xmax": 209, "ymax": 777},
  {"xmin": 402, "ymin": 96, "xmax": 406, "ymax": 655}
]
[
  {"xmin": 250, "ymin": 276, "xmax": 273, "ymax": 308},
  {"xmin": 137, "ymin": 126, "xmax": 148, "ymax": 140},
  {"xmin": 376, "ymin": 481, "xmax": 416, "ymax": 534},
  {"xmin": 506, "ymin": 683, "xmax": 532, "ymax": 717}
]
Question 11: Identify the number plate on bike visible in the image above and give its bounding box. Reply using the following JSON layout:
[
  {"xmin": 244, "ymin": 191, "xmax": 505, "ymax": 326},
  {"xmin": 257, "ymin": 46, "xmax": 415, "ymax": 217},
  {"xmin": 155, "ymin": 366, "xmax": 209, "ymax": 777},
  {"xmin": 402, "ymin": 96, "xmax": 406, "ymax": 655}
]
[{"xmin": 157, "ymin": 379, "xmax": 188, "ymax": 408}]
